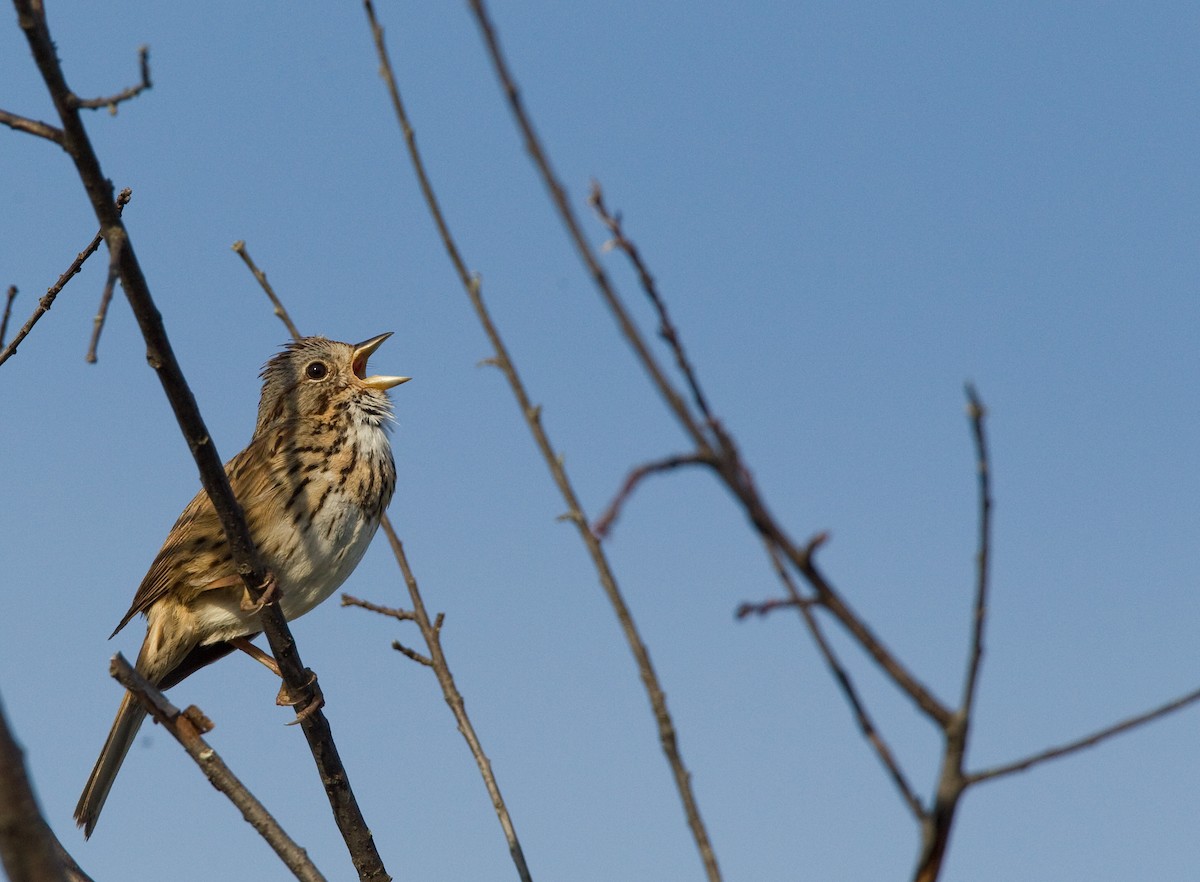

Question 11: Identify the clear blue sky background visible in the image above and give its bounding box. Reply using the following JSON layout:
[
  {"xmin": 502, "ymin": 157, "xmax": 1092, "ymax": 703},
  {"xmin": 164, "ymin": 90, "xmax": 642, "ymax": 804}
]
[{"xmin": 2, "ymin": 2, "xmax": 1197, "ymax": 880}]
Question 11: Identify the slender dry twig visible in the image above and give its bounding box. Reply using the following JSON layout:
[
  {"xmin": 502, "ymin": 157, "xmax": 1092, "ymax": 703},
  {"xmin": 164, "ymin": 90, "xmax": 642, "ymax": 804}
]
[
  {"xmin": 591, "ymin": 452, "xmax": 713, "ymax": 539},
  {"xmin": 589, "ymin": 182, "xmax": 714, "ymax": 425},
  {"xmin": 110, "ymin": 655, "xmax": 327, "ymax": 882},
  {"xmin": 72, "ymin": 45, "xmax": 151, "ymax": 112},
  {"xmin": 959, "ymin": 384, "xmax": 991, "ymax": 719},
  {"xmin": 766, "ymin": 539, "xmax": 925, "ymax": 820},
  {"xmin": 911, "ymin": 389, "xmax": 994, "ymax": 882},
  {"xmin": 362, "ymin": 2, "xmax": 717, "ymax": 877},
  {"xmin": 341, "ymin": 594, "xmax": 417, "ymax": 623},
  {"xmin": 0, "ymin": 692, "xmax": 68, "ymax": 882},
  {"xmin": 233, "ymin": 241, "xmax": 303, "ymax": 340},
  {"xmin": 12, "ymin": 6, "xmax": 388, "ymax": 879},
  {"xmin": 0, "ymin": 286, "xmax": 16, "ymax": 347},
  {"xmin": 375, "ymin": 520, "xmax": 533, "ymax": 880},
  {"xmin": 966, "ymin": 684, "xmax": 1200, "ymax": 785},
  {"xmin": 85, "ymin": 229, "xmax": 122, "ymax": 363},
  {"xmin": 0, "ymin": 108, "xmax": 63, "ymax": 142},
  {"xmin": 0, "ymin": 189, "xmax": 129, "ymax": 368}
]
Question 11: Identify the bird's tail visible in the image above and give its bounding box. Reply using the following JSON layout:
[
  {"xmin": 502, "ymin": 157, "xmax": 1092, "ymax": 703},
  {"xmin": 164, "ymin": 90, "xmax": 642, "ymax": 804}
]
[{"xmin": 74, "ymin": 690, "xmax": 147, "ymax": 838}]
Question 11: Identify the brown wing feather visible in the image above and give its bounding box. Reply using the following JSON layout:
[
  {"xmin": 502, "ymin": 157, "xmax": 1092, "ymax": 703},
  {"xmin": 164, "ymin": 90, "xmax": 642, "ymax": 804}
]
[{"xmin": 109, "ymin": 434, "xmax": 282, "ymax": 638}]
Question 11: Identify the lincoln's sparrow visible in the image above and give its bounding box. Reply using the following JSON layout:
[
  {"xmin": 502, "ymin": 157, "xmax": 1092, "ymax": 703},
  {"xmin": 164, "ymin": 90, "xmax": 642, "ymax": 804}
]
[{"xmin": 74, "ymin": 333, "xmax": 410, "ymax": 837}]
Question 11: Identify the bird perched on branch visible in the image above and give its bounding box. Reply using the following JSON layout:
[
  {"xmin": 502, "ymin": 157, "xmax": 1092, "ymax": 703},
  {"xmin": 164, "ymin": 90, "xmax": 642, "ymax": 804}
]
[{"xmin": 75, "ymin": 333, "xmax": 410, "ymax": 838}]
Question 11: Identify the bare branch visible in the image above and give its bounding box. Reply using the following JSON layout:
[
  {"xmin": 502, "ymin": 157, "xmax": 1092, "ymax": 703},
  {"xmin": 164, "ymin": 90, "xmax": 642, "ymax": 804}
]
[
  {"xmin": 465, "ymin": 0, "xmax": 711, "ymax": 457},
  {"xmin": 232, "ymin": 240, "xmax": 303, "ymax": 341},
  {"xmin": 110, "ymin": 655, "xmax": 327, "ymax": 882},
  {"xmin": 589, "ymin": 182, "xmax": 715, "ymax": 425},
  {"xmin": 341, "ymin": 593, "xmax": 417, "ymax": 623},
  {"xmin": 376, "ymin": 519, "xmax": 531, "ymax": 880},
  {"xmin": 463, "ymin": 0, "xmax": 955, "ymax": 741},
  {"xmin": 592, "ymin": 452, "xmax": 713, "ymax": 539},
  {"xmin": 0, "ymin": 189, "xmax": 128, "ymax": 368},
  {"xmin": 967, "ymin": 684, "xmax": 1200, "ymax": 785},
  {"xmin": 364, "ymin": 2, "xmax": 719, "ymax": 876},
  {"xmin": 72, "ymin": 45, "xmax": 152, "ymax": 112},
  {"xmin": 85, "ymin": 224, "xmax": 122, "ymax": 363},
  {"xmin": 0, "ymin": 108, "xmax": 64, "ymax": 142},
  {"xmin": 959, "ymin": 384, "xmax": 991, "ymax": 717},
  {"xmin": 0, "ymin": 286, "xmax": 16, "ymax": 347},
  {"xmin": 760, "ymin": 540, "xmax": 925, "ymax": 820},
  {"xmin": 13, "ymin": 6, "xmax": 388, "ymax": 878},
  {"xmin": 0, "ymin": 692, "xmax": 68, "ymax": 882}
]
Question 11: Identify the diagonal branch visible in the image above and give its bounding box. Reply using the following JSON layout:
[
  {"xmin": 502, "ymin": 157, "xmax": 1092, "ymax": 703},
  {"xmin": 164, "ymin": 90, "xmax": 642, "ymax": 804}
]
[
  {"xmin": 588, "ymin": 182, "xmax": 715, "ymax": 425},
  {"xmin": 363, "ymin": 2, "xmax": 720, "ymax": 878},
  {"xmin": 967, "ymin": 684, "xmax": 1200, "ymax": 786},
  {"xmin": 762, "ymin": 538, "xmax": 925, "ymax": 820},
  {"xmin": 232, "ymin": 241, "xmax": 303, "ymax": 341},
  {"xmin": 12, "ymin": 4, "xmax": 387, "ymax": 879},
  {"xmin": 110, "ymin": 655, "xmax": 327, "ymax": 882},
  {"xmin": 0, "ymin": 108, "xmax": 63, "ymax": 142}
]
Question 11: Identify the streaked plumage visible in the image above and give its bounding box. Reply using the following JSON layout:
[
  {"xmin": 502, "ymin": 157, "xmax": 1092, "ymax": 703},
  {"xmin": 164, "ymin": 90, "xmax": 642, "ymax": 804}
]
[{"xmin": 75, "ymin": 333, "xmax": 409, "ymax": 838}]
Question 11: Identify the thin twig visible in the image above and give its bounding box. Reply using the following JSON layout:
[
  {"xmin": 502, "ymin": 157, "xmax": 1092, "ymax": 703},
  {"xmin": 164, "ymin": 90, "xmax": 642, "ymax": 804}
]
[
  {"xmin": 959, "ymin": 384, "xmax": 991, "ymax": 718},
  {"xmin": 0, "ymin": 108, "xmax": 63, "ymax": 142},
  {"xmin": 85, "ymin": 229, "xmax": 122, "ymax": 363},
  {"xmin": 0, "ymin": 189, "xmax": 129, "ymax": 368},
  {"xmin": 761, "ymin": 539, "xmax": 925, "ymax": 821},
  {"xmin": 13, "ymin": 7, "xmax": 388, "ymax": 879},
  {"xmin": 377, "ymin": 519, "xmax": 533, "ymax": 880},
  {"xmin": 592, "ymin": 452, "xmax": 713, "ymax": 539},
  {"xmin": 588, "ymin": 182, "xmax": 715, "ymax": 425},
  {"xmin": 110, "ymin": 655, "xmax": 327, "ymax": 882},
  {"xmin": 233, "ymin": 241, "xmax": 303, "ymax": 340},
  {"xmin": 341, "ymin": 594, "xmax": 417, "ymax": 623},
  {"xmin": 364, "ymin": 2, "xmax": 717, "ymax": 877},
  {"xmin": 0, "ymin": 692, "xmax": 68, "ymax": 882},
  {"xmin": 0, "ymin": 286, "xmax": 16, "ymax": 347},
  {"xmin": 967, "ymin": 684, "xmax": 1200, "ymax": 785},
  {"xmin": 912, "ymin": 388, "xmax": 996, "ymax": 882},
  {"xmin": 465, "ymin": 0, "xmax": 711, "ymax": 458},
  {"xmin": 72, "ymin": 45, "xmax": 152, "ymax": 112}
]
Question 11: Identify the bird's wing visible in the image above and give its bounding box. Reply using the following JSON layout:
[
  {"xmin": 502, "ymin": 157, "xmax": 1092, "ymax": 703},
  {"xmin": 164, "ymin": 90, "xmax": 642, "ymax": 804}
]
[{"xmin": 109, "ymin": 436, "xmax": 281, "ymax": 638}]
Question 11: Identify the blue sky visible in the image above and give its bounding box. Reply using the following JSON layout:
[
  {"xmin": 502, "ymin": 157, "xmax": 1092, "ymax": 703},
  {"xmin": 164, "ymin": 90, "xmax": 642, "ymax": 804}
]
[{"xmin": 2, "ymin": 2, "xmax": 1198, "ymax": 880}]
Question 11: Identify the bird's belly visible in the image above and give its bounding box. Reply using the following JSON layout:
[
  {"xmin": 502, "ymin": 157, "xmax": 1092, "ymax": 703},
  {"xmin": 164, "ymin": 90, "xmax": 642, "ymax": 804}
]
[{"xmin": 193, "ymin": 492, "xmax": 381, "ymax": 644}]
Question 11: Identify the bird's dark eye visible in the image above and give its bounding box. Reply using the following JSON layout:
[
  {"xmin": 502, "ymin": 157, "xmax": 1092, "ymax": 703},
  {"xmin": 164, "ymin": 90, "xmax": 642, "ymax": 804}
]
[{"xmin": 305, "ymin": 361, "xmax": 328, "ymax": 380}]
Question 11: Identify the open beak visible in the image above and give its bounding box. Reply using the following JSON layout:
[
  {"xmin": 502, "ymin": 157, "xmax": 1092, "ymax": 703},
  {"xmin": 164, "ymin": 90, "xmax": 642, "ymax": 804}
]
[{"xmin": 352, "ymin": 332, "xmax": 411, "ymax": 390}]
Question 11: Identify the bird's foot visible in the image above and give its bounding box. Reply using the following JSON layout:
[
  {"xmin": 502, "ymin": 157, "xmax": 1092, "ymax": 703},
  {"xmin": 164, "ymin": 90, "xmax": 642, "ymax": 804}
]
[{"xmin": 277, "ymin": 668, "xmax": 324, "ymax": 725}]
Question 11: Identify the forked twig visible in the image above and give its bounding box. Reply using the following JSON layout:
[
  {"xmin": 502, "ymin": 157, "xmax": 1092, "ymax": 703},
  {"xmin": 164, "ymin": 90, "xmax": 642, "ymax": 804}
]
[
  {"xmin": 110, "ymin": 655, "xmax": 326, "ymax": 882},
  {"xmin": 72, "ymin": 45, "xmax": 152, "ymax": 112},
  {"xmin": 0, "ymin": 189, "xmax": 130, "ymax": 368}
]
